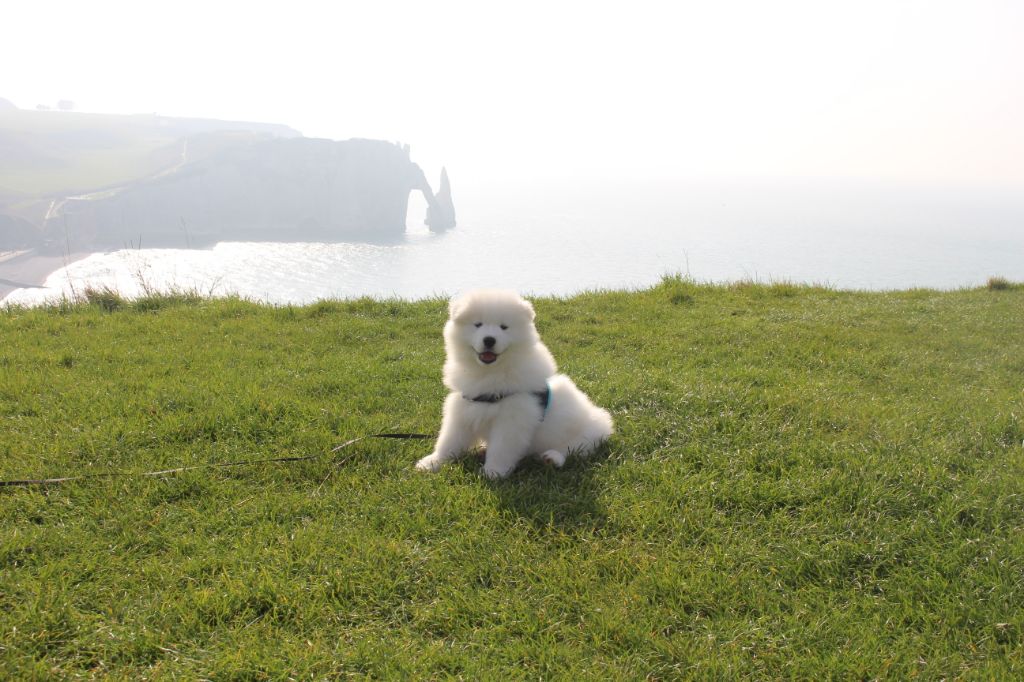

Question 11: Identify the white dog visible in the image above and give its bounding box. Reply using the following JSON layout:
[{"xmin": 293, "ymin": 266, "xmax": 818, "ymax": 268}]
[{"xmin": 415, "ymin": 290, "xmax": 613, "ymax": 479}]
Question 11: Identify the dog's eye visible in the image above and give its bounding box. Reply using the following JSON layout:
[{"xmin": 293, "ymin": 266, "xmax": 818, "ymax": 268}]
[
  {"xmin": 500, "ymin": 324, "xmax": 508, "ymax": 330},
  {"xmin": 473, "ymin": 322, "xmax": 482, "ymax": 328}
]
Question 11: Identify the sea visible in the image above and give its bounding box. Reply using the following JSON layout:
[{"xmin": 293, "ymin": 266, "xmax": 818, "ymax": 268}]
[{"xmin": 4, "ymin": 180, "xmax": 1023, "ymax": 306}]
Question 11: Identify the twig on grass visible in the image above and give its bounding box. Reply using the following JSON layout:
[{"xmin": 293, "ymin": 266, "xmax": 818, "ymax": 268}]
[{"xmin": 0, "ymin": 433, "xmax": 433, "ymax": 489}]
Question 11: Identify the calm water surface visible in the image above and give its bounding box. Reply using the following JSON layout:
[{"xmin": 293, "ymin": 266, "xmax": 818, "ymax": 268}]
[{"xmin": 5, "ymin": 181, "xmax": 1023, "ymax": 305}]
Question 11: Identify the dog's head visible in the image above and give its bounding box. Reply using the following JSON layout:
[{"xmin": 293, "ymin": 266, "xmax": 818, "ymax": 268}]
[{"xmin": 445, "ymin": 290, "xmax": 539, "ymax": 367}]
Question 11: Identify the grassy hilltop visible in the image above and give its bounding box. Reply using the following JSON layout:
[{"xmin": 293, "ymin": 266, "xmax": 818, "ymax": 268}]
[
  {"xmin": 1, "ymin": 279, "xmax": 1022, "ymax": 678},
  {"xmin": 0, "ymin": 107, "xmax": 298, "ymax": 198},
  {"xmin": 0, "ymin": 107, "xmax": 300, "ymax": 249}
]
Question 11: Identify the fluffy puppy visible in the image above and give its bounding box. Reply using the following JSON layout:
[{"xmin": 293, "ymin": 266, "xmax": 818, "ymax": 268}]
[{"xmin": 415, "ymin": 290, "xmax": 613, "ymax": 479}]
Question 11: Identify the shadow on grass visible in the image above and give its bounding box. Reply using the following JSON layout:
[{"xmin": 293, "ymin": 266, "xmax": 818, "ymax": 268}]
[{"xmin": 462, "ymin": 443, "xmax": 613, "ymax": 532}]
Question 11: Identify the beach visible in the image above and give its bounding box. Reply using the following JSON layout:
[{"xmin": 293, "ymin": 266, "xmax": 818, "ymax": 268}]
[{"xmin": 0, "ymin": 250, "xmax": 91, "ymax": 302}]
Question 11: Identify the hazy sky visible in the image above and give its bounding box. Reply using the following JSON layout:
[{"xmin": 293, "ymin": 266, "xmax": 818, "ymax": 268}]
[{"xmin": 3, "ymin": 0, "xmax": 1022, "ymax": 189}]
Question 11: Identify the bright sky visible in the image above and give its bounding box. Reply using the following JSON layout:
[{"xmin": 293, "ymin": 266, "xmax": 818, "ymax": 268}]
[{"xmin": 3, "ymin": 0, "xmax": 1022, "ymax": 189}]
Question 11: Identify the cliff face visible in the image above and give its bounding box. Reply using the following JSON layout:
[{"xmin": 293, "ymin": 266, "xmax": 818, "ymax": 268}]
[
  {"xmin": 0, "ymin": 106, "xmax": 455, "ymax": 251},
  {"xmin": 42, "ymin": 136, "xmax": 453, "ymax": 249}
]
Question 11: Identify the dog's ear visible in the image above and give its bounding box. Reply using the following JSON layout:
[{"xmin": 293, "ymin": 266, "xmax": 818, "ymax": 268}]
[
  {"xmin": 448, "ymin": 294, "xmax": 466, "ymax": 320},
  {"xmin": 520, "ymin": 297, "xmax": 536, "ymax": 321}
]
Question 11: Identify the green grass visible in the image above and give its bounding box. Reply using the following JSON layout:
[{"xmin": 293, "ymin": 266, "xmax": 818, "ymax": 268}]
[
  {"xmin": 1, "ymin": 279, "xmax": 1023, "ymax": 678},
  {"xmin": 988, "ymin": 276, "xmax": 1021, "ymax": 291},
  {"xmin": 0, "ymin": 108, "xmax": 296, "ymax": 210}
]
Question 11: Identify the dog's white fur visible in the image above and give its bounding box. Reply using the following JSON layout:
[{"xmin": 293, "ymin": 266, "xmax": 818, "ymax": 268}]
[{"xmin": 415, "ymin": 290, "xmax": 613, "ymax": 479}]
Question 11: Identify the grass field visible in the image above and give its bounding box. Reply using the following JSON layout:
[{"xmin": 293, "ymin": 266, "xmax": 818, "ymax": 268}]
[
  {"xmin": 1, "ymin": 279, "xmax": 1022, "ymax": 678},
  {"xmin": 0, "ymin": 108, "xmax": 298, "ymax": 203}
]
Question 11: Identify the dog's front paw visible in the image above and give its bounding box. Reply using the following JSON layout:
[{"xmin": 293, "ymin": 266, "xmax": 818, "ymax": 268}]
[
  {"xmin": 481, "ymin": 463, "xmax": 514, "ymax": 480},
  {"xmin": 415, "ymin": 453, "xmax": 445, "ymax": 472}
]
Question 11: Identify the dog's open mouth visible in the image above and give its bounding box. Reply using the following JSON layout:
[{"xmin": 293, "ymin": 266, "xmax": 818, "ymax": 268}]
[{"xmin": 478, "ymin": 351, "xmax": 498, "ymax": 364}]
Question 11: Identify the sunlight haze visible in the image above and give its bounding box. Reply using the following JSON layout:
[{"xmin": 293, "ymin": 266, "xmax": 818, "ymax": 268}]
[{"xmin": 3, "ymin": 0, "xmax": 1022, "ymax": 189}]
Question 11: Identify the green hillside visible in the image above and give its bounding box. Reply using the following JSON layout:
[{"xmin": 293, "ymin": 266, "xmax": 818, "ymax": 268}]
[
  {"xmin": 0, "ymin": 108, "xmax": 298, "ymax": 200},
  {"xmin": 2, "ymin": 280, "xmax": 1022, "ymax": 678},
  {"xmin": 0, "ymin": 110, "xmax": 179, "ymax": 198}
]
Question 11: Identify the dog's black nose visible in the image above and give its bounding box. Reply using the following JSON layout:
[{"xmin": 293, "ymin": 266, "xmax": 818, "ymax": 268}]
[{"xmin": 483, "ymin": 336, "xmax": 496, "ymax": 348}]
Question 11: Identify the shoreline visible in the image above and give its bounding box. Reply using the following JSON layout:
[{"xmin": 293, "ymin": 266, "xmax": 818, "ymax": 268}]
[
  {"xmin": 0, "ymin": 244, "xmax": 1020, "ymax": 306},
  {"xmin": 0, "ymin": 250, "xmax": 92, "ymax": 302}
]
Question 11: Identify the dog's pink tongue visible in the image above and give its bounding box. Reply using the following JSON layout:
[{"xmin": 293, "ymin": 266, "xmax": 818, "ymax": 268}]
[{"xmin": 480, "ymin": 351, "xmax": 497, "ymax": 363}]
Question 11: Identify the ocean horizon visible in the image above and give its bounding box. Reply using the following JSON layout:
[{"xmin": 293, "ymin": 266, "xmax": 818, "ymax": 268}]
[{"xmin": 4, "ymin": 180, "xmax": 1023, "ymax": 306}]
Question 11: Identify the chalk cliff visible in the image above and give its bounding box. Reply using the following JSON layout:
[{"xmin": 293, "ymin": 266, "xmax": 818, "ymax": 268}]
[
  {"xmin": 42, "ymin": 136, "xmax": 453, "ymax": 249},
  {"xmin": 0, "ymin": 105, "xmax": 455, "ymax": 251}
]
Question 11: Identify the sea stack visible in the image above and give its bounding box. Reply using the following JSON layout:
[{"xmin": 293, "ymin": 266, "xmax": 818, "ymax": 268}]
[{"xmin": 425, "ymin": 167, "xmax": 456, "ymax": 231}]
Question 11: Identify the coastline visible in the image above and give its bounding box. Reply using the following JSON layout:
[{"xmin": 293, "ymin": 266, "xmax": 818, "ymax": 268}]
[{"xmin": 0, "ymin": 250, "xmax": 92, "ymax": 302}]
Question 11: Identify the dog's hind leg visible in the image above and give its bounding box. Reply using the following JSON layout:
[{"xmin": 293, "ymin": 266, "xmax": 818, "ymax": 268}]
[
  {"xmin": 567, "ymin": 412, "xmax": 614, "ymax": 459},
  {"xmin": 553, "ymin": 428, "xmax": 611, "ymax": 463},
  {"xmin": 538, "ymin": 449, "xmax": 566, "ymax": 468}
]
